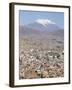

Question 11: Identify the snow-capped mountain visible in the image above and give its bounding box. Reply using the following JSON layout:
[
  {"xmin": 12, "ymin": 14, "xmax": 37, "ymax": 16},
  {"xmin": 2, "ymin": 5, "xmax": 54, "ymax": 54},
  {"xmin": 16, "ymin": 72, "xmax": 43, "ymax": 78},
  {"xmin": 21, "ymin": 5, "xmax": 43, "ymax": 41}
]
[
  {"xmin": 27, "ymin": 19, "xmax": 61, "ymax": 32},
  {"xmin": 20, "ymin": 19, "xmax": 64, "ymax": 40}
]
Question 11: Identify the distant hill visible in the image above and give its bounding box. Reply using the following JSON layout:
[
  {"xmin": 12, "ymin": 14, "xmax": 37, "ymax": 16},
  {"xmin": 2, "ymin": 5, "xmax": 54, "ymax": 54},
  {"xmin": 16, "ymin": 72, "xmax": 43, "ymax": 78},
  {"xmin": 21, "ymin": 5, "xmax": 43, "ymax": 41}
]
[
  {"xmin": 27, "ymin": 19, "xmax": 61, "ymax": 32},
  {"xmin": 19, "ymin": 19, "xmax": 64, "ymax": 41},
  {"xmin": 19, "ymin": 26, "xmax": 40, "ymax": 36}
]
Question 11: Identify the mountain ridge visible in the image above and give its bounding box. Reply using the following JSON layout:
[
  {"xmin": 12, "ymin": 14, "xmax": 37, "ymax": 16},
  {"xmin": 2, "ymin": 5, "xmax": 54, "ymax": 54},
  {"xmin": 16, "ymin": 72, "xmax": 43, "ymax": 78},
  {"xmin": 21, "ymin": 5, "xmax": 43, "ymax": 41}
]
[{"xmin": 25, "ymin": 19, "xmax": 63, "ymax": 32}]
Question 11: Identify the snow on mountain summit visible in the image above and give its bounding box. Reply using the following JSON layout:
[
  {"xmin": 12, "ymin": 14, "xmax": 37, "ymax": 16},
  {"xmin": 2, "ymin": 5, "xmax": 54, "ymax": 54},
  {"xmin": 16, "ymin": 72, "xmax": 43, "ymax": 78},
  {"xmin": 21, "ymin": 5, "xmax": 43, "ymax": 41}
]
[
  {"xmin": 27, "ymin": 18, "xmax": 60, "ymax": 32},
  {"xmin": 35, "ymin": 19, "xmax": 56, "ymax": 26}
]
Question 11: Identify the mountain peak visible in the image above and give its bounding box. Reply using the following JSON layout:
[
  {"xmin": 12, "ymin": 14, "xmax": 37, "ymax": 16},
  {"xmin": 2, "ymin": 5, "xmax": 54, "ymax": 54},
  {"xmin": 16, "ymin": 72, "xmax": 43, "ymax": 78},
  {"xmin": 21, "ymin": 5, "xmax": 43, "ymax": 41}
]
[{"xmin": 35, "ymin": 19, "xmax": 56, "ymax": 27}]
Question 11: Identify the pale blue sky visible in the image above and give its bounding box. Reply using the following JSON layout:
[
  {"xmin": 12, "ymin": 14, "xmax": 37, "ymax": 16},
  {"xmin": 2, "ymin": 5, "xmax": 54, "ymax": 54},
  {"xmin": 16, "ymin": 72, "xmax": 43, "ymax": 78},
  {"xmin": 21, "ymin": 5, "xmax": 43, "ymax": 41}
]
[{"xmin": 19, "ymin": 10, "xmax": 64, "ymax": 29}]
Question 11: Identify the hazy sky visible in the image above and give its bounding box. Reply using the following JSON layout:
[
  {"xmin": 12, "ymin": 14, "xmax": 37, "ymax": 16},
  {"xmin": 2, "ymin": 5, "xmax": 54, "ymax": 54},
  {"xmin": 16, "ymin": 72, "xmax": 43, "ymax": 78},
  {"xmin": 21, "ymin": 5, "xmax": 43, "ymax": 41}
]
[{"xmin": 19, "ymin": 10, "xmax": 64, "ymax": 29}]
